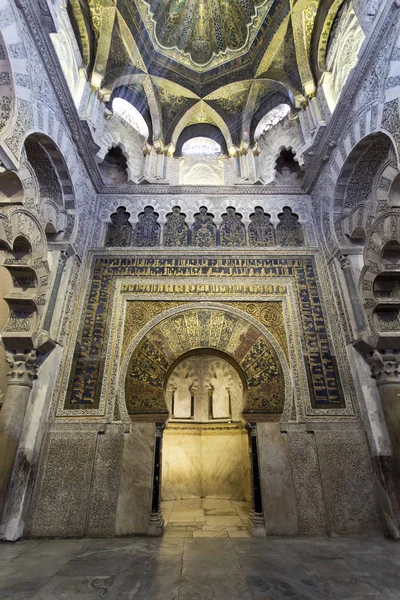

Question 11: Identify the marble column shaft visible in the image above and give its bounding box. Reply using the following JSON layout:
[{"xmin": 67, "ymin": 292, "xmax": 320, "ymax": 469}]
[
  {"xmin": 246, "ymin": 423, "xmax": 266, "ymax": 536},
  {"xmin": 339, "ymin": 254, "xmax": 367, "ymax": 334},
  {"xmin": 0, "ymin": 350, "xmax": 37, "ymax": 520},
  {"xmin": 149, "ymin": 423, "xmax": 164, "ymax": 536}
]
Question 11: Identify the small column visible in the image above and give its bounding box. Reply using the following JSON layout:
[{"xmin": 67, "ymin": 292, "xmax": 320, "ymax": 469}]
[
  {"xmin": 239, "ymin": 150, "xmax": 249, "ymax": 180},
  {"xmin": 369, "ymin": 350, "xmax": 400, "ymax": 473},
  {"xmin": 148, "ymin": 423, "xmax": 165, "ymax": 536},
  {"xmin": 82, "ymin": 86, "xmax": 98, "ymax": 121},
  {"xmin": 305, "ymin": 102, "xmax": 316, "ymax": 132},
  {"xmin": 0, "ymin": 350, "xmax": 37, "ymax": 520},
  {"xmin": 159, "ymin": 222, "xmax": 165, "ymax": 247},
  {"xmin": 310, "ymin": 96, "xmax": 324, "ymax": 126},
  {"xmin": 43, "ymin": 250, "xmax": 69, "ymax": 332},
  {"xmin": 246, "ymin": 423, "xmax": 266, "ymax": 537},
  {"xmin": 339, "ymin": 254, "xmax": 368, "ymax": 334}
]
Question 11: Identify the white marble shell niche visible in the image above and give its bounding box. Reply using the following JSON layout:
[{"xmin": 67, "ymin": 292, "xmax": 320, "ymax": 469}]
[{"xmin": 165, "ymin": 354, "xmax": 244, "ymax": 423}]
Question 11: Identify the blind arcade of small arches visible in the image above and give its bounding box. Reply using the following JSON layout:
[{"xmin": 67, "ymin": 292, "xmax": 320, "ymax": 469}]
[{"xmin": 105, "ymin": 205, "xmax": 305, "ymax": 248}]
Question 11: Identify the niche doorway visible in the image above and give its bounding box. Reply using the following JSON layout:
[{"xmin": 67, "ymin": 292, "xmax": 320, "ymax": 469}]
[{"xmin": 161, "ymin": 351, "xmax": 252, "ymax": 537}]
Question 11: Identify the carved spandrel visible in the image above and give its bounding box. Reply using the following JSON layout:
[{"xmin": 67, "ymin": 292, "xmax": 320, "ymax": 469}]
[{"xmin": 105, "ymin": 206, "xmax": 132, "ymax": 247}]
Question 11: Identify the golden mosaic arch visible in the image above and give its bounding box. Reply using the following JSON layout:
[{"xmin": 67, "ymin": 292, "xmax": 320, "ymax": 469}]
[{"xmin": 124, "ymin": 305, "xmax": 285, "ymax": 419}]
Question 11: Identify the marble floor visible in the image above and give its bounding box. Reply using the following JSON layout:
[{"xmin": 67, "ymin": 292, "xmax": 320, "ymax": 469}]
[
  {"xmin": 161, "ymin": 498, "xmax": 251, "ymax": 537},
  {"xmin": 0, "ymin": 535, "xmax": 400, "ymax": 599}
]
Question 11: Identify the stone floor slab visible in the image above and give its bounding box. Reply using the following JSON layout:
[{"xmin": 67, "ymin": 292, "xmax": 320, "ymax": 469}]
[{"xmin": 0, "ymin": 535, "xmax": 399, "ymax": 599}]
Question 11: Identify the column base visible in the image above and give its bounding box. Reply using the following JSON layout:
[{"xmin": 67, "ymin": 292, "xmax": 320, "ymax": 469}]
[
  {"xmin": 248, "ymin": 510, "xmax": 266, "ymax": 537},
  {"xmin": 148, "ymin": 511, "xmax": 164, "ymax": 537}
]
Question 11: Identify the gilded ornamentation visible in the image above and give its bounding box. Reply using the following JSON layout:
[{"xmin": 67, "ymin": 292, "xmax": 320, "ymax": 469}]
[
  {"xmin": 125, "ymin": 306, "xmax": 285, "ymax": 416},
  {"xmin": 64, "ymin": 257, "xmax": 346, "ymax": 412},
  {"xmin": 220, "ymin": 207, "xmax": 245, "ymax": 247},
  {"xmin": 137, "ymin": 0, "xmax": 274, "ymax": 69},
  {"xmin": 276, "ymin": 206, "xmax": 304, "ymax": 246},
  {"xmin": 164, "ymin": 206, "xmax": 189, "ymax": 247},
  {"xmin": 133, "ymin": 206, "xmax": 160, "ymax": 247},
  {"xmin": 191, "ymin": 206, "xmax": 217, "ymax": 247},
  {"xmin": 123, "ymin": 301, "xmax": 186, "ymax": 353},
  {"xmin": 248, "ymin": 207, "xmax": 275, "ymax": 247},
  {"xmin": 105, "ymin": 206, "xmax": 132, "ymax": 247}
]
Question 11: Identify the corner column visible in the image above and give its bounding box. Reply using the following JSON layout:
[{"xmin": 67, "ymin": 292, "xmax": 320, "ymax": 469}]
[
  {"xmin": 339, "ymin": 254, "xmax": 367, "ymax": 334},
  {"xmin": 0, "ymin": 350, "xmax": 37, "ymax": 520},
  {"xmin": 246, "ymin": 423, "xmax": 266, "ymax": 536},
  {"xmin": 148, "ymin": 423, "xmax": 165, "ymax": 536},
  {"xmin": 369, "ymin": 350, "xmax": 400, "ymax": 472}
]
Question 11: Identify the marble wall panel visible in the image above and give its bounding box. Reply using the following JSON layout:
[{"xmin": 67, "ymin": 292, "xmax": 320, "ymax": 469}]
[
  {"xmin": 29, "ymin": 426, "xmax": 97, "ymax": 537},
  {"xmin": 315, "ymin": 428, "xmax": 380, "ymax": 534},
  {"xmin": 87, "ymin": 425, "xmax": 125, "ymax": 537},
  {"xmin": 257, "ymin": 423, "xmax": 298, "ymax": 535},
  {"xmin": 116, "ymin": 423, "xmax": 155, "ymax": 535},
  {"xmin": 161, "ymin": 427, "xmax": 251, "ymax": 501},
  {"xmin": 288, "ymin": 430, "xmax": 328, "ymax": 535},
  {"xmin": 201, "ymin": 429, "xmax": 251, "ymax": 500},
  {"xmin": 162, "ymin": 428, "xmax": 203, "ymax": 500}
]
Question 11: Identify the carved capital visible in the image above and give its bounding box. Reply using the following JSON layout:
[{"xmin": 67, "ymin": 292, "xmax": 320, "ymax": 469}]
[
  {"xmin": 59, "ymin": 251, "xmax": 69, "ymax": 268},
  {"xmin": 338, "ymin": 254, "xmax": 352, "ymax": 270},
  {"xmin": 6, "ymin": 350, "xmax": 38, "ymax": 388},
  {"xmin": 368, "ymin": 350, "xmax": 400, "ymax": 385},
  {"xmin": 245, "ymin": 422, "xmax": 257, "ymax": 436},
  {"xmin": 155, "ymin": 423, "xmax": 166, "ymax": 437}
]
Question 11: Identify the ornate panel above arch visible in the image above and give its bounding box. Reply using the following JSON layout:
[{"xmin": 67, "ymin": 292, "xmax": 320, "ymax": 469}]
[
  {"xmin": 59, "ymin": 255, "xmax": 349, "ymax": 419},
  {"xmin": 124, "ymin": 306, "xmax": 285, "ymax": 418}
]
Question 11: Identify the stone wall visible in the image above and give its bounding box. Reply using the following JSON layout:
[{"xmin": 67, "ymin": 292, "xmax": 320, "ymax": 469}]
[
  {"xmin": 29, "ymin": 423, "xmax": 125, "ymax": 538},
  {"xmin": 258, "ymin": 422, "xmax": 380, "ymax": 536}
]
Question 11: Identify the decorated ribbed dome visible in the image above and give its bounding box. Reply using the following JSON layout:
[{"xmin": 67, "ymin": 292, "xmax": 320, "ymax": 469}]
[{"xmin": 139, "ymin": 0, "xmax": 273, "ymax": 68}]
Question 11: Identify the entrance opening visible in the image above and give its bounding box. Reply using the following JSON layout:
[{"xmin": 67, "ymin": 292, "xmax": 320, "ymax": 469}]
[{"xmin": 161, "ymin": 352, "xmax": 252, "ymax": 537}]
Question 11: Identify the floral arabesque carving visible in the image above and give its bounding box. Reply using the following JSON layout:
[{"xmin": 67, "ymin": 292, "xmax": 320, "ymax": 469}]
[
  {"xmin": 133, "ymin": 206, "xmax": 160, "ymax": 247},
  {"xmin": 248, "ymin": 207, "xmax": 275, "ymax": 246},
  {"xmin": 220, "ymin": 207, "xmax": 245, "ymax": 247},
  {"xmin": 164, "ymin": 206, "xmax": 188, "ymax": 247},
  {"xmin": 276, "ymin": 207, "xmax": 304, "ymax": 246},
  {"xmin": 191, "ymin": 206, "xmax": 217, "ymax": 247},
  {"xmin": 105, "ymin": 206, "xmax": 132, "ymax": 247}
]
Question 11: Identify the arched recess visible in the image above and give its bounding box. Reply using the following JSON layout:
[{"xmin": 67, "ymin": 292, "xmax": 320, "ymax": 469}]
[
  {"xmin": 119, "ymin": 305, "xmax": 290, "ymax": 422},
  {"xmin": 0, "ymin": 207, "xmax": 49, "ymax": 349},
  {"xmin": 175, "ymin": 124, "xmax": 227, "ymax": 157},
  {"xmin": 329, "ymin": 132, "xmax": 398, "ymax": 255},
  {"xmin": 361, "ymin": 213, "xmax": 400, "ymax": 333},
  {"xmin": 23, "ymin": 134, "xmax": 76, "ymax": 242},
  {"xmin": 110, "ymin": 84, "xmax": 153, "ymax": 143},
  {"xmin": 170, "ymin": 102, "xmax": 233, "ymax": 155},
  {"xmin": 98, "ymin": 144, "xmax": 129, "ymax": 185},
  {"xmin": 250, "ymin": 93, "xmax": 292, "ymax": 145}
]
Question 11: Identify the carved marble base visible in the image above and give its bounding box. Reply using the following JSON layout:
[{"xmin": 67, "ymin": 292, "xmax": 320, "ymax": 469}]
[
  {"xmin": 248, "ymin": 510, "xmax": 266, "ymax": 537},
  {"xmin": 148, "ymin": 511, "xmax": 164, "ymax": 537}
]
